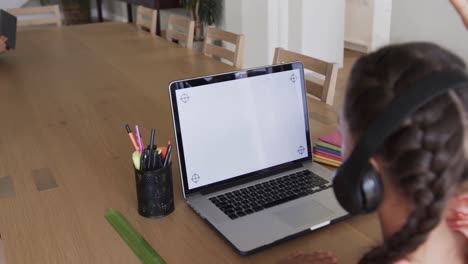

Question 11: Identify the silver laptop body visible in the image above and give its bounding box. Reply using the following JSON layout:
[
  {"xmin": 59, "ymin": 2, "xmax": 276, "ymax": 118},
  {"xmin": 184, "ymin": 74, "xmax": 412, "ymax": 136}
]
[{"xmin": 169, "ymin": 62, "xmax": 348, "ymax": 255}]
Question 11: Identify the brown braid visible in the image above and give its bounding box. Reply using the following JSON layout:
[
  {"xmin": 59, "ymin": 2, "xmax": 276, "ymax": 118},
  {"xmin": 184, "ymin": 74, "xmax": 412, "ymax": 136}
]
[{"xmin": 343, "ymin": 43, "xmax": 468, "ymax": 264}]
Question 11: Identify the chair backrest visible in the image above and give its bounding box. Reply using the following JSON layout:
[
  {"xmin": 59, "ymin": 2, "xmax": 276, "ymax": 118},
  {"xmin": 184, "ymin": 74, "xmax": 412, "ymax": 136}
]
[
  {"xmin": 7, "ymin": 5, "xmax": 61, "ymax": 28},
  {"xmin": 166, "ymin": 15, "xmax": 194, "ymax": 49},
  {"xmin": 203, "ymin": 27, "xmax": 245, "ymax": 68},
  {"xmin": 136, "ymin": 6, "xmax": 157, "ymax": 35},
  {"xmin": 273, "ymin": 48, "xmax": 339, "ymax": 105}
]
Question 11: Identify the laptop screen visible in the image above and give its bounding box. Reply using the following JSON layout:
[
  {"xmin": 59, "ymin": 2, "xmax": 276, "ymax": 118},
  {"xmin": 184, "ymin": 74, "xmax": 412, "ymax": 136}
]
[{"xmin": 170, "ymin": 62, "xmax": 311, "ymax": 194}]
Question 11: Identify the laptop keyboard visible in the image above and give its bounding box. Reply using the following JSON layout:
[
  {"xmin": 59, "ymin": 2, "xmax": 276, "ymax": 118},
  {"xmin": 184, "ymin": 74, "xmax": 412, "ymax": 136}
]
[{"xmin": 209, "ymin": 170, "xmax": 332, "ymax": 220}]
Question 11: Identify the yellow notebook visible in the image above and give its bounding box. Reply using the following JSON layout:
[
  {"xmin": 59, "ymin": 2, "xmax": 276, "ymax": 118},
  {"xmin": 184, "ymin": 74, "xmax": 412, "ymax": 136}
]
[{"xmin": 314, "ymin": 154, "xmax": 342, "ymax": 167}]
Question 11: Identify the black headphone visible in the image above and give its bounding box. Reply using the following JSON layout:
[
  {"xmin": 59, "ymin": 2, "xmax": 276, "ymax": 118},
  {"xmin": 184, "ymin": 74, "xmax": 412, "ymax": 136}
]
[{"xmin": 332, "ymin": 70, "xmax": 468, "ymax": 215}]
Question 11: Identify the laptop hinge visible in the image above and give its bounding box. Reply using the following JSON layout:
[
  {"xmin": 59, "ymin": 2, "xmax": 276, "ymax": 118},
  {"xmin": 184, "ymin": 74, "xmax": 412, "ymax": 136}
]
[{"xmin": 200, "ymin": 162, "xmax": 303, "ymax": 196}]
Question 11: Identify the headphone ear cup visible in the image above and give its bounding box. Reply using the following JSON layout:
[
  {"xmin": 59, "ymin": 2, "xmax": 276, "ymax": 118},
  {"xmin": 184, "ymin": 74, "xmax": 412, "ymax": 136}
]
[{"xmin": 361, "ymin": 168, "xmax": 384, "ymax": 212}]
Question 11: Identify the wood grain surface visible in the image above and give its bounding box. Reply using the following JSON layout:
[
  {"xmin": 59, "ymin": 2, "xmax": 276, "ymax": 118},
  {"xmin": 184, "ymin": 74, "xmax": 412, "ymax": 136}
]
[{"xmin": 0, "ymin": 23, "xmax": 381, "ymax": 264}]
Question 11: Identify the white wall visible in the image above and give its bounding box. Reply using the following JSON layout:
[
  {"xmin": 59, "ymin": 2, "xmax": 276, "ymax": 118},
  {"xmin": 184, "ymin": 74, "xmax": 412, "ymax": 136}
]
[
  {"xmin": 345, "ymin": 0, "xmax": 392, "ymax": 52},
  {"xmin": 391, "ymin": 0, "xmax": 468, "ymax": 62},
  {"xmin": 267, "ymin": 0, "xmax": 288, "ymax": 63},
  {"xmin": 224, "ymin": 0, "xmax": 345, "ymax": 68},
  {"xmin": 370, "ymin": 0, "xmax": 392, "ymax": 51},
  {"xmin": 300, "ymin": 0, "xmax": 345, "ymax": 65},
  {"xmin": 345, "ymin": 0, "xmax": 373, "ymax": 49},
  {"xmin": 240, "ymin": 0, "xmax": 271, "ymax": 68},
  {"xmin": 223, "ymin": 0, "xmax": 283, "ymax": 68},
  {"xmin": 287, "ymin": 0, "xmax": 303, "ymax": 54},
  {"xmin": 222, "ymin": 0, "xmax": 242, "ymax": 33}
]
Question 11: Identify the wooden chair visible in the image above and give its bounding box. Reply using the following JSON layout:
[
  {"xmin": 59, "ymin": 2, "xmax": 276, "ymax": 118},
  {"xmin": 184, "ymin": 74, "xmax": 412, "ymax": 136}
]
[
  {"xmin": 136, "ymin": 6, "xmax": 157, "ymax": 35},
  {"xmin": 273, "ymin": 48, "xmax": 339, "ymax": 105},
  {"xmin": 165, "ymin": 15, "xmax": 195, "ymax": 49},
  {"xmin": 203, "ymin": 27, "xmax": 245, "ymax": 68},
  {"xmin": 7, "ymin": 5, "xmax": 61, "ymax": 28}
]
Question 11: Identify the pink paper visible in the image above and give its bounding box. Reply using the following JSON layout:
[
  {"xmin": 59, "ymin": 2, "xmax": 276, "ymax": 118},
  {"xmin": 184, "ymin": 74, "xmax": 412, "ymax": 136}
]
[{"xmin": 319, "ymin": 130, "xmax": 342, "ymax": 147}]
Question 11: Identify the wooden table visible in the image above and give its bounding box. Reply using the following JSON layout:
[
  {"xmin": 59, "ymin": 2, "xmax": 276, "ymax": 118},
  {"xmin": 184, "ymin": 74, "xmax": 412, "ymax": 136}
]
[{"xmin": 0, "ymin": 23, "xmax": 380, "ymax": 264}]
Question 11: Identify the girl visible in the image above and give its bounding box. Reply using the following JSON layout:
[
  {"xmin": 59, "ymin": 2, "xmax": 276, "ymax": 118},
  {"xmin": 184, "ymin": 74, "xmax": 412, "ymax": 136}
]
[{"xmin": 283, "ymin": 43, "xmax": 468, "ymax": 264}]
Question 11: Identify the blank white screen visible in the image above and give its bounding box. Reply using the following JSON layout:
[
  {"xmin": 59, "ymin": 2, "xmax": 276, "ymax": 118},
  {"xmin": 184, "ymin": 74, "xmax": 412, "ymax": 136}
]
[{"xmin": 175, "ymin": 69, "xmax": 309, "ymax": 190}]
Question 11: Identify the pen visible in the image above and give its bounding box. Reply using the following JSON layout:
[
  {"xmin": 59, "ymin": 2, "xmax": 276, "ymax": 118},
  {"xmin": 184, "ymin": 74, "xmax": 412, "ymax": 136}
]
[
  {"xmin": 141, "ymin": 149, "xmax": 150, "ymax": 171},
  {"xmin": 149, "ymin": 128, "xmax": 156, "ymax": 170},
  {"xmin": 163, "ymin": 143, "xmax": 172, "ymax": 168},
  {"xmin": 135, "ymin": 125, "xmax": 143, "ymax": 154},
  {"xmin": 149, "ymin": 128, "xmax": 155, "ymax": 149},
  {"xmin": 151, "ymin": 151, "xmax": 157, "ymax": 170},
  {"xmin": 139, "ymin": 129, "xmax": 144, "ymax": 151},
  {"xmin": 125, "ymin": 124, "xmax": 139, "ymax": 152}
]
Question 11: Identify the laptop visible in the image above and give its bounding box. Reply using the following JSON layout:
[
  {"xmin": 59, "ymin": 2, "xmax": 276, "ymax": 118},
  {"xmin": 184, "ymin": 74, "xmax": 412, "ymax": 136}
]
[
  {"xmin": 169, "ymin": 62, "xmax": 348, "ymax": 255},
  {"xmin": 0, "ymin": 10, "xmax": 17, "ymax": 50}
]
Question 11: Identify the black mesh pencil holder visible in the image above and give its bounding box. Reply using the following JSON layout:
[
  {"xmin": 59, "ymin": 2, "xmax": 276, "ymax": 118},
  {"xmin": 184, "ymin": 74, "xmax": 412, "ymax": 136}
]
[{"xmin": 134, "ymin": 164, "xmax": 174, "ymax": 218}]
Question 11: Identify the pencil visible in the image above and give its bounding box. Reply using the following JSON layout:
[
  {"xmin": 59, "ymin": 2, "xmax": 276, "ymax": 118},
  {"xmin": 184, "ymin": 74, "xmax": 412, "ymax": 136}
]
[{"xmin": 125, "ymin": 124, "xmax": 139, "ymax": 152}]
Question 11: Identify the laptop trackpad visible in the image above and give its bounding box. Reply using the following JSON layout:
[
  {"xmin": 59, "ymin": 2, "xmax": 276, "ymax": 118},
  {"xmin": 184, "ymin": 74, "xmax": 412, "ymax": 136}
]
[{"xmin": 273, "ymin": 200, "xmax": 334, "ymax": 229}]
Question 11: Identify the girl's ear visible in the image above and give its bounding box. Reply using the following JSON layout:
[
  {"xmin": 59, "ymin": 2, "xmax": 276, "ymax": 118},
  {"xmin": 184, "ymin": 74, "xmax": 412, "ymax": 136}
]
[
  {"xmin": 369, "ymin": 157, "xmax": 382, "ymax": 174},
  {"xmin": 447, "ymin": 194, "xmax": 468, "ymax": 218},
  {"xmin": 393, "ymin": 259, "xmax": 410, "ymax": 264},
  {"xmin": 446, "ymin": 194, "xmax": 468, "ymax": 240}
]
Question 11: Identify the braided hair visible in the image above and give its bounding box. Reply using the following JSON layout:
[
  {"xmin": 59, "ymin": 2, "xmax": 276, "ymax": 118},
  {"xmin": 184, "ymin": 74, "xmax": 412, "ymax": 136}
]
[{"xmin": 343, "ymin": 43, "xmax": 468, "ymax": 264}]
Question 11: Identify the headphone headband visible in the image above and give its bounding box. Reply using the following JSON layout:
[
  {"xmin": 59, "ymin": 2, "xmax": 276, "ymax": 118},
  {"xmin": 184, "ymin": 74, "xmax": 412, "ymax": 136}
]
[
  {"xmin": 333, "ymin": 70, "xmax": 468, "ymax": 214},
  {"xmin": 346, "ymin": 70, "xmax": 468, "ymax": 168}
]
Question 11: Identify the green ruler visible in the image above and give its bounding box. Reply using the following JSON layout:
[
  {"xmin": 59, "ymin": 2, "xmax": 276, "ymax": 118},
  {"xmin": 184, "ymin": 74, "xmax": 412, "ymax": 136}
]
[
  {"xmin": 104, "ymin": 209, "xmax": 166, "ymax": 264},
  {"xmin": 316, "ymin": 140, "xmax": 342, "ymax": 152}
]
